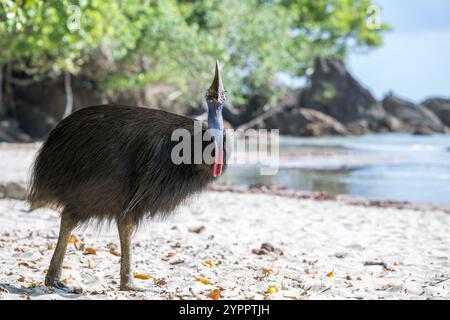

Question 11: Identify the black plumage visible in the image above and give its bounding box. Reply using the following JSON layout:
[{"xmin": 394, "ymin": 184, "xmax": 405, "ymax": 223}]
[
  {"xmin": 28, "ymin": 105, "xmax": 223, "ymax": 224},
  {"xmin": 27, "ymin": 62, "xmax": 227, "ymax": 291}
]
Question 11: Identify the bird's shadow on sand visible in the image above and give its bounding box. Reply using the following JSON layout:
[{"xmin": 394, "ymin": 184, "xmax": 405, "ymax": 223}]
[{"xmin": 0, "ymin": 283, "xmax": 81, "ymax": 299}]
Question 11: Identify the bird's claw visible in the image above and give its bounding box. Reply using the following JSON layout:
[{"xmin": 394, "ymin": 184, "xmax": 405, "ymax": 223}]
[
  {"xmin": 45, "ymin": 279, "xmax": 82, "ymax": 294},
  {"xmin": 120, "ymin": 281, "xmax": 148, "ymax": 292}
]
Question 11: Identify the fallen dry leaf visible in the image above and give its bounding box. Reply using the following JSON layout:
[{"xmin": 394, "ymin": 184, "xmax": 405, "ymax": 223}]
[
  {"xmin": 68, "ymin": 235, "xmax": 78, "ymax": 244},
  {"xmin": 88, "ymin": 258, "xmax": 96, "ymax": 270},
  {"xmin": 195, "ymin": 277, "xmax": 213, "ymax": 285},
  {"xmin": 326, "ymin": 271, "xmax": 335, "ymax": 278},
  {"xmin": 262, "ymin": 268, "xmax": 273, "ymax": 276},
  {"xmin": 74, "ymin": 242, "xmax": 85, "ymax": 251},
  {"xmin": 84, "ymin": 247, "xmax": 97, "ymax": 255},
  {"xmin": 18, "ymin": 275, "xmax": 25, "ymax": 282},
  {"xmin": 207, "ymin": 289, "xmax": 221, "ymax": 300},
  {"xmin": 62, "ymin": 278, "xmax": 71, "ymax": 285},
  {"xmin": 252, "ymin": 243, "xmax": 283, "ymax": 256},
  {"xmin": 162, "ymin": 252, "xmax": 176, "ymax": 261},
  {"xmin": 204, "ymin": 260, "xmax": 217, "ymax": 268},
  {"xmin": 18, "ymin": 262, "xmax": 31, "ymax": 268},
  {"xmin": 107, "ymin": 244, "xmax": 121, "ymax": 257},
  {"xmin": 188, "ymin": 226, "xmax": 205, "ymax": 234},
  {"xmin": 261, "ymin": 243, "xmax": 275, "ymax": 252},
  {"xmin": 134, "ymin": 273, "xmax": 152, "ymax": 280},
  {"xmin": 62, "ymin": 265, "xmax": 72, "ymax": 270},
  {"xmin": 266, "ymin": 285, "xmax": 279, "ymax": 294},
  {"xmin": 169, "ymin": 259, "xmax": 185, "ymax": 265},
  {"xmin": 109, "ymin": 248, "xmax": 121, "ymax": 257},
  {"xmin": 154, "ymin": 278, "xmax": 167, "ymax": 286}
]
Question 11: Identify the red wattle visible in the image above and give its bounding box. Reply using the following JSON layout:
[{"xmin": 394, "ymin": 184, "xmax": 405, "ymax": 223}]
[
  {"xmin": 213, "ymin": 139, "xmax": 223, "ymax": 177},
  {"xmin": 213, "ymin": 163, "xmax": 223, "ymax": 177}
]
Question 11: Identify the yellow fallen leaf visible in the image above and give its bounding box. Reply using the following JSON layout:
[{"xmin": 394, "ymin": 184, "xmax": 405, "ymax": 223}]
[
  {"xmin": 326, "ymin": 271, "xmax": 335, "ymax": 278},
  {"xmin": 134, "ymin": 273, "xmax": 152, "ymax": 280},
  {"xmin": 266, "ymin": 285, "xmax": 279, "ymax": 294},
  {"xmin": 204, "ymin": 260, "xmax": 216, "ymax": 268},
  {"xmin": 62, "ymin": 265, "xmax": 72, "ymax": 270},
  {"xmin": 68, "ymin": 235, "xmax": 78, "ymax": 244},
  {"xmin": 62, "ymin": 278, "xmax": 71, "ymax": 285},
  {"xmin": 195, "ymin": 277, "xmax": 213, "ymax": 285},
  {"xmin": 207, "ymin": 289, "xmax": 221, "ymax": 300},
  {"xmin": 85, "ymin": 247, "xmax": 97, "ymax": 255}
]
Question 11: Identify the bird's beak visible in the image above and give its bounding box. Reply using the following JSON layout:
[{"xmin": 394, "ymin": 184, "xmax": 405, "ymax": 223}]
[
  {"xmin": 208, "ymin": 61, "xmax": 225, "ymax": 177},
  {"xmin": 209, "ymin": 61, "xmax": 225, "ymax": 102}
]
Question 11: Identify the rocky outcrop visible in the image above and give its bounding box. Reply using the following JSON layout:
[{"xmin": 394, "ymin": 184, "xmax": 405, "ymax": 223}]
[
  {"xmin": 2, "ymin": 56, "xmax": 449, "ymax": 141},
  {"xmin": 0, "ymin": 182, "xmax": 27, "ymax": 200},
  {"xmin": 13, "ymin": 76, "xmax": 104, "ymax": 138},
  {"xmin": 0, "ymin": 119, "xmax": 30, "ymax": 142},
  {"xmin": 382, "ymin": 95, "xmax": 446, "ymax": 134},
  {"xmin": 422, "ymin": 98, "xmax": 450, "ymax": 127},
  {"xmin": 300, "ymin": 57, "xmax": 395, "ymax": 134},
  {"xmin": 10, "ymin": 76, "xmax": 201, "ymax": 140},
  {"xmin": 240, "ymin": 106, "xmax": 348, "ymax": 136}
]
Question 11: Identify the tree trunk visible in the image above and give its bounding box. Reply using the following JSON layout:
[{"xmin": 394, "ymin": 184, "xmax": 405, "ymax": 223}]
[
  {"xmin": 63, "ymin": 72, "xmax": 73, "ymax": 118},
  {"xmin": 4, "ymin": 62, "xmax": 15, "ymax": 118},
  {"xmin": 0, "ymin": 64, "xmax": 3, "ymax": 117}
]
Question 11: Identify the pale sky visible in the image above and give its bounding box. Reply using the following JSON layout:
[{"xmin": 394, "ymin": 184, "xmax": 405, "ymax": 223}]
[{"xmin": 348, "ymin": 0, "xmax": 450, "ymax": 102}]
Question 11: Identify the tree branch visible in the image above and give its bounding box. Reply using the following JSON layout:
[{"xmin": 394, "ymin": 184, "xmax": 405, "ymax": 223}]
[{"xmin": 63, "ymin": 72, "xmax": 73, "ymax": 118}]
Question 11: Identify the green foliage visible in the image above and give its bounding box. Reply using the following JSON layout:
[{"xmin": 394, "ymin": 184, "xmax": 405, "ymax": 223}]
[{"xmin": 0, "ymin": 0, "xmax": 388, "ymax": 107}]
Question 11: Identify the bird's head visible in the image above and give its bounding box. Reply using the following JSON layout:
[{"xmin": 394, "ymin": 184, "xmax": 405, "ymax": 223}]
[{"xmin": 206, "ymin": 61, "xmax": 226, "ymax": 177}]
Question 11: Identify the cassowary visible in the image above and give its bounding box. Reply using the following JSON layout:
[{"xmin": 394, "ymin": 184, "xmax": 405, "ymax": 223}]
[{"xmin": 28, "ymin": 61, "xmax": 227, "ymax": 291}]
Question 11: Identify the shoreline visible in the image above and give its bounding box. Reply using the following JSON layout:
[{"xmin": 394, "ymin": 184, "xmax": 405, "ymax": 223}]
[{"xmin": 207, "ymin": 183, "xmax": 450, "ymax": 215}]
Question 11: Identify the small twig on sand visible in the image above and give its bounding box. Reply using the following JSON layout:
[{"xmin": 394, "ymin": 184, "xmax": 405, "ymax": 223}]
[
  {"xmin": 430, "ymin": 278, "xmax": 450, "ymax": 286},
  {"xmin": 363, "ymin": 261, "xmax": 394, "ymax": 271}
]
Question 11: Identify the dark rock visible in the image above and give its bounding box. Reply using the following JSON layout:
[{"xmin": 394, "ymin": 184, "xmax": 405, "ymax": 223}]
[
  {"xmin": 413, "ymin": 127, "xmax": 435, "ymax": 136},
  {"xmin": 422, "ymin": 98, "xmax": 450, "ymax": 127},
  {"xmin": 0, "ymin": 119, "xmax": 30, "ymax": 142},
  {"xmin": 14, "ymin": 75, "xmax": 104, "ymax": 138},
  {"xmin": 0, "ymin": 182, "xmax": 27, "ymax": 200},
  {"xmin": 240, "ymin": 105, "xmax": 348, "ymax": 136},
  {"xmin": 300, "ymin": 57, "xmax": 393, "ymax": 133},
  {"xmin": 382, "ymin": 95, "xmax": 445, "ymax": 133}
]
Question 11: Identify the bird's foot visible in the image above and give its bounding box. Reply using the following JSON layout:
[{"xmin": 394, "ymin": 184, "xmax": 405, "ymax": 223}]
[
  {"xmin": 119, "ymin": 281, "xmax": 148, "ymax": 292},
  {"xmin": 45, "ymin": 278, "xmax": 82, "ymax": 294}
]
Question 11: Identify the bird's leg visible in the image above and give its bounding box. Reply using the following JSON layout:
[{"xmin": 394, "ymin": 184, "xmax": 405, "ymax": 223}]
[
  {"xmin": 45, "ymin": 213, "xmax": 78, "ymax": 291},
  {"xmin": 117, "ymin": 215, "xmax": 146, "ymax": 291}
]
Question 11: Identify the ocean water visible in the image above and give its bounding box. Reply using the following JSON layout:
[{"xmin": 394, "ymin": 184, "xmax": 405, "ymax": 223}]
[{"xmin": 221, "ymin": 133, "xmax": 450, "ymax": 205}]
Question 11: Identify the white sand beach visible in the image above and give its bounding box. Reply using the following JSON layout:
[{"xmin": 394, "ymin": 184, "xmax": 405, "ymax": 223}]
[{"xmin": 0, "ymin": 144, "xmax": 449, "ymax": 300}]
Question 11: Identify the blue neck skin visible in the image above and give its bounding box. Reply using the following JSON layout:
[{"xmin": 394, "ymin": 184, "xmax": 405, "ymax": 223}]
[
  {"xmin": 207, "ymin": 102, "xmax": 224, "ymax": 133},
  {"xmin": 207, "ymin": 101, "xmax": 224, "ymax": 177}
]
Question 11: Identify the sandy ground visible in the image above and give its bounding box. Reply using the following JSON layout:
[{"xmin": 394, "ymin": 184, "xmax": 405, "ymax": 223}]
[
  {"xmin": 0, "ymin": 143, "xmax": 449, "ymax": 300},
  {"xmin": 0, "ymin": 191, "xmax": 449, "ymax": 300}
]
